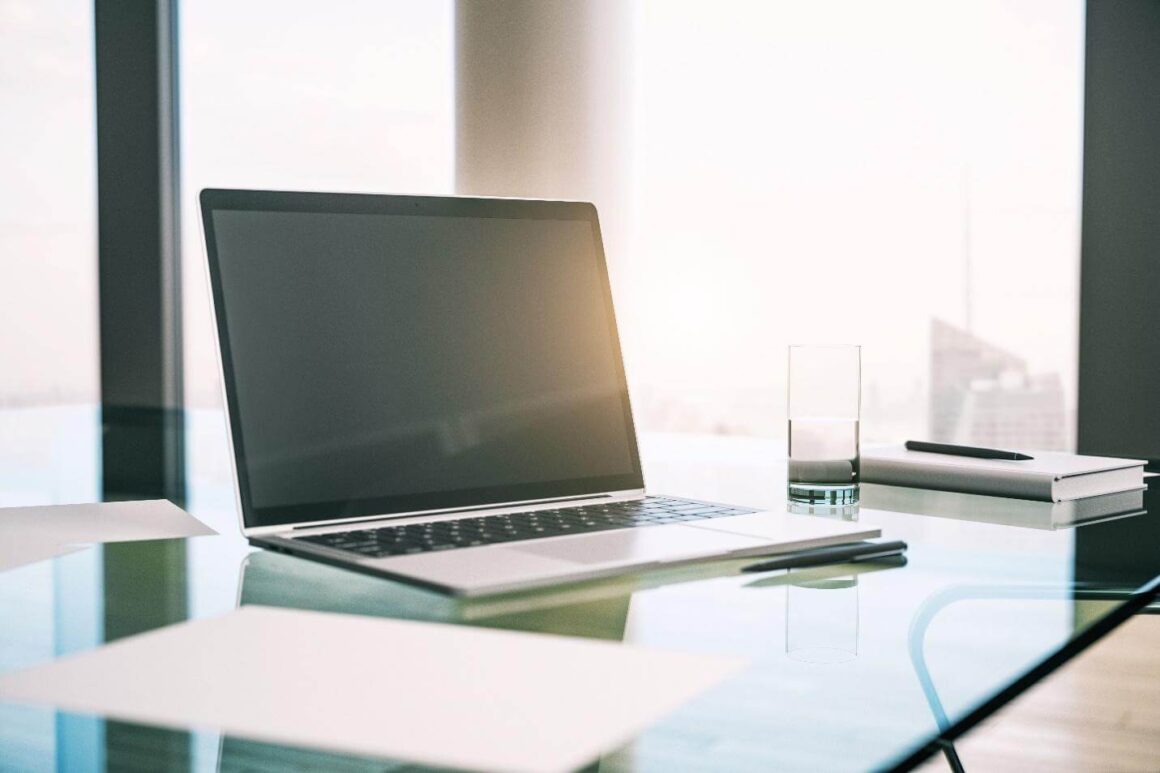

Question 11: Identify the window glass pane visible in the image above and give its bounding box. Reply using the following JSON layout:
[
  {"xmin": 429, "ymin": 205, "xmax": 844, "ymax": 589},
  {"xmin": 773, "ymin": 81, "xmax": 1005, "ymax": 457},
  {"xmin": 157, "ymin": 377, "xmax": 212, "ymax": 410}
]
[
  {"xmin": 626, "ymin": 0, "xmax": 1083, "ymax": 450},
  {"xmin": 0, "ymin": 0, "xmax": 99, "ymax": 507},
  {"xmin": 0, "ymin": 0, "xmax": 97, "ymax": 409}
]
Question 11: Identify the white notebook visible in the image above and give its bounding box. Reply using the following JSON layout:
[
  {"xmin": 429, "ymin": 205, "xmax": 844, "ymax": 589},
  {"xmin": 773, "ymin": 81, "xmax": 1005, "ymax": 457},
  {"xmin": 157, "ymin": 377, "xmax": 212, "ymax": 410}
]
[
  {"xmin": 861, "ymin": 446, "xmax": 1147, "ymax": 502},
  {"xmin": 861, "ymin": 483, "xmax": 1146, "ymax": 529}
]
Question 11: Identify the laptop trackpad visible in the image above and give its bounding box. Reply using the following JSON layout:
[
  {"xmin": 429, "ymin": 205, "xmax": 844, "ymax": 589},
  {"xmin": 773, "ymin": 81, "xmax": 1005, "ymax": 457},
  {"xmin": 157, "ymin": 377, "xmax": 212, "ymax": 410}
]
[{"xmin": 511, "ymin": 524, "xmax": 766, "ymax": 566}]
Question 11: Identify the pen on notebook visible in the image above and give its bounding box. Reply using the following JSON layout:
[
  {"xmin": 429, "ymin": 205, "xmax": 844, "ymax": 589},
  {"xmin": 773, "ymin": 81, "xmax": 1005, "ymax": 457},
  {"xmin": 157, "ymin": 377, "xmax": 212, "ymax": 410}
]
[
  {"xmin": 904, "ymin": 440, "xmax": 1034, "ymax": 461},
  {"xmin": 740, "ymin": 540, "xmax": 908, "ymax": 574}
]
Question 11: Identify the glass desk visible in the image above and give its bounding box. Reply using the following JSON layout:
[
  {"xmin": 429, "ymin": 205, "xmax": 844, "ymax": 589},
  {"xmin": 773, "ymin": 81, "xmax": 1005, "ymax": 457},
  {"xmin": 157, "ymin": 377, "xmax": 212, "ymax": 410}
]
[{"xmin": 1, "ymin": 408, "xmax": 1158, "ymax": 772}]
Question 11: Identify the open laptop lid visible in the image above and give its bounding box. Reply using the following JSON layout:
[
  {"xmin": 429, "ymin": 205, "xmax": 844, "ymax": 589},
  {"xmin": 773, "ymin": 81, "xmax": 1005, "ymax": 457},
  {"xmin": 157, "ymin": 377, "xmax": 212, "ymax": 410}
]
[{"xmin": 200, "ymin": 189, "xmax": 644, "ymax": 533}]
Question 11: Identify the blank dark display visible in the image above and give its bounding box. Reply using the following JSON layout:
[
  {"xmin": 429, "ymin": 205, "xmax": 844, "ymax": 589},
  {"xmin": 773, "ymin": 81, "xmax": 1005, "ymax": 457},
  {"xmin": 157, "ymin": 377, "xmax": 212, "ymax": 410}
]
[{"xmin": 211, "ymin": 209, "xmax": 636, "ymax": 521}]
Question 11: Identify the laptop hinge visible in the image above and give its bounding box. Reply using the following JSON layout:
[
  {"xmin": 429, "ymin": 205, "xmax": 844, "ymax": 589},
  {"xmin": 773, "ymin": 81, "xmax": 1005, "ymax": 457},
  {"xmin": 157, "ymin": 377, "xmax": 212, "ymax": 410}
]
[{"xmin": 288, "ymin": 492, "xmax": 621, "ymax": 531}]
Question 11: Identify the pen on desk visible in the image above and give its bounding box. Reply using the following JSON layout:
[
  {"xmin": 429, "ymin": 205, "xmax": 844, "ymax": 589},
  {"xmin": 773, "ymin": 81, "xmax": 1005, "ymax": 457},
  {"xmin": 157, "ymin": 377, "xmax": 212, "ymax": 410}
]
[
  {"xmin": 904, "ymin": 440, "xmax": 1034, "ymax": 461},
  {"xmin": 740, "ymin": 540, "xmax": 908, "ymax": 574}
]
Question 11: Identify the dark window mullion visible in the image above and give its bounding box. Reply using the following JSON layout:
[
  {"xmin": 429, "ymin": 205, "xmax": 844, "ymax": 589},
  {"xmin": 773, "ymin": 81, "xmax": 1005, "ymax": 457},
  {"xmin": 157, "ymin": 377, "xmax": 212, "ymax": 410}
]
[{"xmin": 95, "ymin": 0, "xmax": 184, "ymax": 504}]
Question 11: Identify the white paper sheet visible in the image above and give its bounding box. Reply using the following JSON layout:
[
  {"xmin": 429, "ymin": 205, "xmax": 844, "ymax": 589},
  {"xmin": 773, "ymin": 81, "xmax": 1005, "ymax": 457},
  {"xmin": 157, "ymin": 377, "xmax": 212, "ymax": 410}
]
[
  {"xmin": 0, "ymin": 499, "xmax": 217, "ymax": 572},
  {"xmin": 0, "ymin": 605, "xmax": 745, "ymax": 773}
]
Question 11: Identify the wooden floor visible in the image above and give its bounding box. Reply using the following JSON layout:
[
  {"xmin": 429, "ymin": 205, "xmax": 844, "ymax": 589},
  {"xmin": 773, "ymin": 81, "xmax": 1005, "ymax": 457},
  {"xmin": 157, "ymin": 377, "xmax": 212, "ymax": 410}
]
[{"xmin": 917, "ymin": 614, "xmax": 1160, "ymax": 773}]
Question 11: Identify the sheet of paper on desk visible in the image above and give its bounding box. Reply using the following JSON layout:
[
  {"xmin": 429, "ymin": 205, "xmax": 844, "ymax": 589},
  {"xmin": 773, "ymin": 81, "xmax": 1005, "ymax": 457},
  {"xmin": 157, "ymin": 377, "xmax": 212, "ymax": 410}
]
[
  {"xmin": 0, "ymin": 499, "xmax": 217, "ymax": 572},
  {"xmin": 0, "ymin": 605, "xmax": 746, "ymax": 773}
]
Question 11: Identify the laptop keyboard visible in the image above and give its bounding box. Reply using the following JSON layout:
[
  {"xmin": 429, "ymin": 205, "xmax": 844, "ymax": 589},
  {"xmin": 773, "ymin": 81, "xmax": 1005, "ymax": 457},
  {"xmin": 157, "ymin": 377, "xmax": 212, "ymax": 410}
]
[{"xmin": 294, "ymin": 496, "xmax": 756, "ymax": 559}]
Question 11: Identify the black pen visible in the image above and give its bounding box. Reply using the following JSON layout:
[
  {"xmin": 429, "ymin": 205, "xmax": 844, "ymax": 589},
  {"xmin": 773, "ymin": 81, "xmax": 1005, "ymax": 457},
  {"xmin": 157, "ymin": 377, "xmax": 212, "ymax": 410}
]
[
  {"xmin": 905, "ymin": 440, "xmax": 1034, "ymax": 461},
  {"xmin": 740, "ymin": 540, "xmax": 908, "ymax": 573}
]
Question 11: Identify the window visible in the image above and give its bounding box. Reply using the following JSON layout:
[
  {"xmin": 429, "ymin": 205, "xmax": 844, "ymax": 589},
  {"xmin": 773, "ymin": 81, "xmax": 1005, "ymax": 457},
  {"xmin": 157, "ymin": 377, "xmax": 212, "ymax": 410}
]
[
  {"xmin": 625, "ymin": 0, "xmax": 1083, "ymax": 449},
  {"xmin": 0, "ymin": 0, "xmax": 97, "ymax": 410},
  {"xmin": 0, "ymin": 0, "xmax": 99, "ymax": 509}
]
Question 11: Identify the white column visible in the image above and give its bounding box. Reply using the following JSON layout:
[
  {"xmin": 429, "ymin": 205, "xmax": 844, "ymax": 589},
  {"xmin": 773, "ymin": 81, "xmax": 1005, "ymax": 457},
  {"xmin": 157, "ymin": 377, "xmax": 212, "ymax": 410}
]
[{"xmin": 454, "ymin": 0, "xmax": 633, "ymax": 266}]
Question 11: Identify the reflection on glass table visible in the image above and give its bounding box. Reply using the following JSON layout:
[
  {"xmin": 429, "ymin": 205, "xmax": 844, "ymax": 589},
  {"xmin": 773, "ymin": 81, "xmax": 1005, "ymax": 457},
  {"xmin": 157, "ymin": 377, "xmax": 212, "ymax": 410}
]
[
  {"xmin": 786, "ymin": 573, "xmax": 860, "ymax": 664},
  {"xmin": 0, "ymin": 407, "xmax": 1158, "ymax": 772}
]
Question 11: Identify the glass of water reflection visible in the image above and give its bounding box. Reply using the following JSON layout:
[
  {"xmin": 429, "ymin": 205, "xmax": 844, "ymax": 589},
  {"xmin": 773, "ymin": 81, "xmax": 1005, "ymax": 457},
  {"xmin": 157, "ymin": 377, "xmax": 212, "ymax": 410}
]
[{"xmin": 787, "ymin": 344, "xmax": 861, "ymax": 505}]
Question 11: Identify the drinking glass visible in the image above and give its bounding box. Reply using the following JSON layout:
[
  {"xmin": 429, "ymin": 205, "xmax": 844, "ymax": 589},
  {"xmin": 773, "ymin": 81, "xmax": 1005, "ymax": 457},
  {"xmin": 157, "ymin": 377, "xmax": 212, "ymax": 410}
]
[{"xmin": 787, "ymin": 344, "xmax": 861, "ymax": 505}]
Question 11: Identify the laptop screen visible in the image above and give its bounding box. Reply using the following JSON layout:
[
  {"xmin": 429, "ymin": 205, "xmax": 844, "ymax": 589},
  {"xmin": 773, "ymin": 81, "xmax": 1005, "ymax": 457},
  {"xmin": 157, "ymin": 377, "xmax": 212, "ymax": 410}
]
[{"xmin": 201, "ymin": 191, "xmax": 643, "ymax": 530}]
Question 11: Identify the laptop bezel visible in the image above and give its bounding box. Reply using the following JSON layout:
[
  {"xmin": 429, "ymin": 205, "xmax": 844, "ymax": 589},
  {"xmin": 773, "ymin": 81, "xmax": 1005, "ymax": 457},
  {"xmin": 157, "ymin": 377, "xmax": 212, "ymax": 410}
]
[{"xmin": 199, "ymin": 188, "xmax": 645, "ymax": 533}]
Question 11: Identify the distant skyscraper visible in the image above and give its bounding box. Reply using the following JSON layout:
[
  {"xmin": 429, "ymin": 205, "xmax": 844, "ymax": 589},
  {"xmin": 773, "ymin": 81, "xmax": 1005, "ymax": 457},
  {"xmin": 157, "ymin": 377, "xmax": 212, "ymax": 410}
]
[
  {"xmin": 930, "ymin": 318, "xmax": 1067, "ymax": 450},
  {"xmin": 954, "ymin": 373, "xmax": 1067, "ymax": 450},
  {"xmin": 930, "ymin": 318, "xmax": 1022, "ymax": 441}
]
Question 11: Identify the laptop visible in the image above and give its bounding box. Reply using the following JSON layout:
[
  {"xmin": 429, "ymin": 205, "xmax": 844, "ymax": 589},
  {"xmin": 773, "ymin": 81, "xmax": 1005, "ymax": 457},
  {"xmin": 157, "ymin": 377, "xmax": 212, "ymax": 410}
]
[{"xmin": 200, "ymin": 189, "xmax": 879, "ymax": 596}]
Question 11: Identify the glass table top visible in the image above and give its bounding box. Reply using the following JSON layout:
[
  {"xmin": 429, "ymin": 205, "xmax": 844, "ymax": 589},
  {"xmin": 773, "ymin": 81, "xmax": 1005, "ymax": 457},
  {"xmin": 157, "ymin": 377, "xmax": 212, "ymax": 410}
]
[{"xmin": 1, "ymin": 407, "xmax": 1158, "ymax": 772}]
